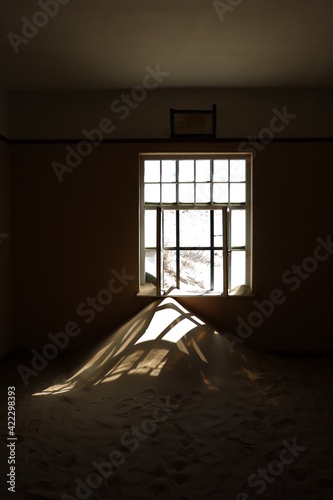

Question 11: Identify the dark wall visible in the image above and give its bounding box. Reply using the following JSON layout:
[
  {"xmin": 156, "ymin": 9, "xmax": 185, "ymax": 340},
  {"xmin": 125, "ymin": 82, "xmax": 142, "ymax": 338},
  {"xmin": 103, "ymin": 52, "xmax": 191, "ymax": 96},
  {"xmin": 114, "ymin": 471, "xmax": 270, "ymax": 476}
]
[
  {"xmin": 0, "ymin": 138, "xmax": 12, "ymax": 358},
  {"xmin": 10, "ymin": 140, "xmax": 333, "ymax": 351}
]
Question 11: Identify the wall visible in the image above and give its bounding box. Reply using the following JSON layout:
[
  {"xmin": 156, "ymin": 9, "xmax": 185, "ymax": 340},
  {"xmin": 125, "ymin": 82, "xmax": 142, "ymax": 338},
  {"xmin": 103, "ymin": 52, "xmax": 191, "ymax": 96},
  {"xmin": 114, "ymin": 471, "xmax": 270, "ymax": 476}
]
[
  {"xmin": 0, "ymin": 87, "xmax": 9, "ymax": 137},
  {"xmin": 9, "ymin": 88, "xmax": 333, "ymax": 140},
  {"xmin": 0, "ymin": 136, "xmax": 13, "ymax": 359},
  {"xmin": 10, "ymin": 138, "xmax": 333, "ymax": 352},
  {"xmin": 0, "ymin": 87, "xmax": 12, "ymax": 359}
]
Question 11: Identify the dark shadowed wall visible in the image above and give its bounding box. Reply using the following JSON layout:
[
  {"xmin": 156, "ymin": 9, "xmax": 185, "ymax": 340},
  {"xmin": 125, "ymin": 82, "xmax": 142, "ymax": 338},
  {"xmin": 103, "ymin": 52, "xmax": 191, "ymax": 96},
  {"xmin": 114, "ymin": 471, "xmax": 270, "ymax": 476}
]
[{"xmin": 0, "ymin": 138, "xmax": 12, "ymax": 358}]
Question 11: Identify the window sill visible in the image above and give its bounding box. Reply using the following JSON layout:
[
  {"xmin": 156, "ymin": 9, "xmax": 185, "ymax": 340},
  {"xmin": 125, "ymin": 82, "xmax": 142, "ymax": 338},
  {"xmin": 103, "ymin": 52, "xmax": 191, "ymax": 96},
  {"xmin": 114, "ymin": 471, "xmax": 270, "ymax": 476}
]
[{"xmin": 137, "ymin": 283, "xmax": 255, "ymax": 298}]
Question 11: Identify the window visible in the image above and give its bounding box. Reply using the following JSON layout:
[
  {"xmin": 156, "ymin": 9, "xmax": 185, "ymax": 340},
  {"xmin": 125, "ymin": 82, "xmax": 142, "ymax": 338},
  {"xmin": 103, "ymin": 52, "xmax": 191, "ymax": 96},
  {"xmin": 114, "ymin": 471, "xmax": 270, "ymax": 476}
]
[{"xmin": 139, "ymin": 153, "xmax": 252, "ymax": 296}]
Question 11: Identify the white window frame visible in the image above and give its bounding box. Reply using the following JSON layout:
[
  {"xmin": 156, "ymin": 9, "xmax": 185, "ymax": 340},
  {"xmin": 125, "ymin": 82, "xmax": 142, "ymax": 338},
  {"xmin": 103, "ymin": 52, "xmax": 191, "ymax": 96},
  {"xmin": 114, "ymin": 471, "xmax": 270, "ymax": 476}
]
[{"xmin": 139, "ymin": 153, "xmax": 253, "ymax": 296}]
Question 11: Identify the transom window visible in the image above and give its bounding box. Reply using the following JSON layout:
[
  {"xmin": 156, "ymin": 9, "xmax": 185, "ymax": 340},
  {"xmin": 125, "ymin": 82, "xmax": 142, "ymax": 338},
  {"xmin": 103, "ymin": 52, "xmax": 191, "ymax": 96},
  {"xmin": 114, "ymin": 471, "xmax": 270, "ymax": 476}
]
[{"xmin": 139, "ymin": 153, "xmax": 252, "ymax": 296}]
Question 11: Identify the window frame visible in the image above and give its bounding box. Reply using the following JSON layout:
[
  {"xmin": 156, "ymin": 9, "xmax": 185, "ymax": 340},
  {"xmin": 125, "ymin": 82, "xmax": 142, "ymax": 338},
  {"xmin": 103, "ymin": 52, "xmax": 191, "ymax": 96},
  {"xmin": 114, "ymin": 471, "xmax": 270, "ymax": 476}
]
[{"xmin": 139, "ymin": 153, "xmax": 253, "ymax": 296}]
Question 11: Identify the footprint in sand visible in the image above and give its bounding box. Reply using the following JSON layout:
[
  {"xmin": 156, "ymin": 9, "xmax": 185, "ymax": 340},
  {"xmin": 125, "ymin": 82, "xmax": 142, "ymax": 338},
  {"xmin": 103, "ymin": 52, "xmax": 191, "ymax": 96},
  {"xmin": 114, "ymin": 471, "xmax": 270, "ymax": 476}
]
[
  {"xmin": 289, "ymin": 467, "xmax": 310, "ymax": 483},
  {"xmin": 50, "ymin": 449, "xmax": 75, "ymax": 469},
  {"xmin": 178, "ymin": 393, "xmax": 205, "ymax": 411},
  {"xmin": 173, "ymin": 473, "xmax": 187, "ymax": 485},
  {"xmin": 171, "ymin": 459, "xmax": 187, "ymax": 472},
  {"xmin": 223, "ymin": 437, "xmax": 256, "ymax": 457},
  {"xmin": 26, "ymin": 419, "xmax": 42, "ymax": 431},
  {"xmin": 138, "ymin": 389, "xmax": 156, "ymax": 400},
  {"xmin": 113, "ymin": 398, "xmax": 141, "ymax": 416},
  {"xmin": 148, "ymin": 478, "xmax": 174, "ymax": 499},
  {"xmin": 166, "ymin": 423, "xmax": 196, "ymax": 458},
  {"xmin": 26, "ymin": 448, "xmax": 48, "ymax": 470}
]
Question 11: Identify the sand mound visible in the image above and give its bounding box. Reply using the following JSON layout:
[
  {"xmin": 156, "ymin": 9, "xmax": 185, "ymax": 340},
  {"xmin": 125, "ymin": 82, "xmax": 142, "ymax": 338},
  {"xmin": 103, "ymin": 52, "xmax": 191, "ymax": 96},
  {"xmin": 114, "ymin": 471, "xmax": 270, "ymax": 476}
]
[{"xmin": 0, "ymin": 298, "xmax": 332, "ymax": 499}]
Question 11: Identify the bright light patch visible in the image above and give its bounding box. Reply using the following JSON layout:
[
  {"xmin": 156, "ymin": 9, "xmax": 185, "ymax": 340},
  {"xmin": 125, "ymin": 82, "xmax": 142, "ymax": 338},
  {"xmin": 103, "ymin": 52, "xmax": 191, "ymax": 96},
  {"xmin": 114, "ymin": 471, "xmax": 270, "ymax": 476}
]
[
  {"xmin": 129, "ymin": 348, "xmax": 168, "ymax": 375},
  {"xmin": 33, "ymin": 381, "xmax": 77, "ymax": 396},
  {"xmin": 159, "ymin": 297, "xmax": 188, "ymax": 313},
  {"xmin": 135, "ymin": 308, "xmax": 181, "ymax": 345},
  {"xmin": 162, "ymin": 318, "xmax": 197, "ymax": 343}
]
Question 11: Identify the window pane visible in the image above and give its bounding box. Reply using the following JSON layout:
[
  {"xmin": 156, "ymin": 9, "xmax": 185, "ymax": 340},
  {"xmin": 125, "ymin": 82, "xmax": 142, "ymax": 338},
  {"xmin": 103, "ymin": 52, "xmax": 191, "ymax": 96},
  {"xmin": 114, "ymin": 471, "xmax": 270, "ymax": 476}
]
[
  {"xmin": 214, "ymin": 250, "xmax": 223, "ymax": 291},
  {"xmin": 180, "ymin": 250, "xmax": 210, "ymax": 291},
  {"xmin": 162, "ymin": 184, "xmax": 176, "ymax": 203},
  {"xmin": 196, "ymin": 160, "xmax": 211, "ymax": 181},
  {"xmin": 196, "ymin": 183, "xmax": 211, "ymax": 203},
  {"xmin": 162, "ymin": 160, "xmax": 176, "ymax": 182},
  {"xmin": 145, "ymin": 184, "xmax": 160, "ymax": 203},
  {"xmin": 214, "ymin": 210, "xmax": 223, "ymax": 247},
  {"xmin": 230, "ymin": 250, "xmax": 246, "ymax": 291},
  {"xmin": 231, "ymin": 210, "xmax": 246, "ymax": 247},
  {"xmin": 145, "ymin": 249, "xmax": 156, "ymax": 282},
  {"xmin": 163, "ymin": 210, "xmax": 176, "ymax": 247},
  {"xmin": 145, "ymin": 210, "xmax": 156, "ymax": 247},
  {"xmin": 163, "ymin": 250, "xmax": 176, "ymax": 290},
  {"xmin": 213, "ymin": 183, "xmax": 228, "ymax": 203},
  {"xmin": 180, "ymin": 210, "xmax": 210, "ymax": 247},
  {"xmin": 179, "ymin": 160, "xmax": 194, "ymax": 182},
  {"xmin": 213, "ymin": 160, "xmax": 228, "ymax": 182},
  {"xmin": 144, "ymin": 160, "xmax": 160, "ymax": 182},
  {"xmin": 179, "ymin": 183, "xmax": 194, "ymax": 203},
  {"xmin": 230, "ymin": 183, "xmax": 245, "ymax": 203},
  {"xmin": 230, "ymin": 160, "xmax": 246, "ymax": 182}
]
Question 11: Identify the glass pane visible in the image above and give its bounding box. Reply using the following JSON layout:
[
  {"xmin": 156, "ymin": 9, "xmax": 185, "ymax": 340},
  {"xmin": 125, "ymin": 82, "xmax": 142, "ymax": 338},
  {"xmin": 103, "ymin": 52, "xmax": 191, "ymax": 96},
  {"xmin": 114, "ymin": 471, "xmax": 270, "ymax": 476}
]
[
  {"xmin": 145, "ymin": 210, "xmax": 156, "ymax": 247},
  {"xmin": 230, "ymin": 160, "xmax": 246, "ymax": 182},
  {"xmin": 145, "ymin": 249, "xmax": 156, "ymax": 282},
  {"xmin": 214, "ymin": 250, "xmax": 223, "ymax": 291},
  {"xmin": 179, "ymin": 160, "xmax": 194, "ymax": 182},
  {"xmin": 179, "ymin": 183, "xmax": 194, "ymax": 203},
  {"xmin": 214, "ymin": 210, "xmax": 223, "ymax": 247},
  {"xmin": 231, "ymin": 210, "xmax": 246, "ymax": 247},
  {"xmin": 163, "ymin": 250, "xmax": 176, "ymax": 290},
  {"xmin": 162, "ymin": 184, "xmax": 176, "ymax": 203},
  {"xmin": 213, "ymin": 160, "xmax": 228, "ymax": 182},
  {"xmin": 144, "ymin": 160, "xmax": 160, "ymax": 182},
  {"xmin": 230, "ymin": 183, "xmax": 246, "ymax": 203},
  {"xmin": 179, "ymin": 210, "xmax": 210, "ymax": 247},
  {"xmin": 145, "ymin": 184, "xmax": 160, "ymax": 203},
  {"xmin": 162, "ymin": 160, "xmax": 176, "ymax": 182},
  {"xmin": 196, "ymin": 183, "xmax": 211, "ymax": 203},
  {"xmin": 230, "ymin": 250, "xmax": 246, "ymax": 291},
  {"xmin": 213, "ymin": 183, "xmax": 228, "ymax": 203},
  {"xmin": 196, "ymin": 160, "xmax": 211, "ymax": 182},
  {"xmin": 180, "ymin": 250, "xmax": 210, "ymax": 291},
  {"xmin": 163, "ymin": 210, "xmax": 176, "ymax": 247}
]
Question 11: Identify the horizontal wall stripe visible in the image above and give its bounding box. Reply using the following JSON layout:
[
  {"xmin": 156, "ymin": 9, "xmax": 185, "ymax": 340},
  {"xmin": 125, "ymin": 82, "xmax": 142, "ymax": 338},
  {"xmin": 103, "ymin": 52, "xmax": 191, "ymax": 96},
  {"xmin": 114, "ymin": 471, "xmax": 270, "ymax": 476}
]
[{"xmin": 6, "ymin": 137, "xmax": 333, "ymax": 145}]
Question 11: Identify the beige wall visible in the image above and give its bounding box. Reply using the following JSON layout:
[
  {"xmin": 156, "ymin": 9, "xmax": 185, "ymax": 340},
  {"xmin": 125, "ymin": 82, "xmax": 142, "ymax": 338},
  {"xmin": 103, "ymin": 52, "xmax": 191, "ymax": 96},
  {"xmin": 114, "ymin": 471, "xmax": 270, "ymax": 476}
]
[
  {"xmin": 11, "ymin": 139, "xmax": 333, "ymax": 352},
  {"xmin": 9, "ymin": 88, "xmax": 333, "ymax": 140},
  {"xmin": 0, "ymin": 139, "xmax": 13, "ymax": 358}
]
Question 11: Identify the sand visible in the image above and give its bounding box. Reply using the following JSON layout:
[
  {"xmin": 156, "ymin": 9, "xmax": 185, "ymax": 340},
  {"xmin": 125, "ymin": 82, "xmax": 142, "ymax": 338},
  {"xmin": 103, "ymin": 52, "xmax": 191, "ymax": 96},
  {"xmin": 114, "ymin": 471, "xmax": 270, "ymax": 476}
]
[{"xmin": 0, "ymin": 297, "xmax": 332, "ymax": 499}]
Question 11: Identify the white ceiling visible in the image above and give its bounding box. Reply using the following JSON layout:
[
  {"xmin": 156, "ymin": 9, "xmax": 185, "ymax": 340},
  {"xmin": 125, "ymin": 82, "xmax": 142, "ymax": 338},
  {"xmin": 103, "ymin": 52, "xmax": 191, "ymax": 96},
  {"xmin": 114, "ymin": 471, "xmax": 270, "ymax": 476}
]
[{"xmin": 1, "ymin": 0, "xmax": 333, "ymax": 91}]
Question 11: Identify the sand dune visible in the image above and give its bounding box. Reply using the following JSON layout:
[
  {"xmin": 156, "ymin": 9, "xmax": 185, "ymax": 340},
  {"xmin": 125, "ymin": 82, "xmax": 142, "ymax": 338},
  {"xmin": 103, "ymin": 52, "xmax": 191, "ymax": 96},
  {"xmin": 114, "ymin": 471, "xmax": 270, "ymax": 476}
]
[{"xmin": 0, "ymin": 297, "xmax": 332, "ymax": 499}]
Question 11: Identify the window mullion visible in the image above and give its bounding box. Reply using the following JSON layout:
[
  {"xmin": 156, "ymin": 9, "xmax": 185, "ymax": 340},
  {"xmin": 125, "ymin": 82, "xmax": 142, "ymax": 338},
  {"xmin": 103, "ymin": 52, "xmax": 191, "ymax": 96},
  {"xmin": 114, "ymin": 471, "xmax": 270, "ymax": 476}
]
[
  {"xmin": 223, "ymin": 206, "xmax": 228, "ymax": 296},
  {"xmin": 176, "ymin": 210, "xmax": 180, "ymax": 289},
  {"xmin": 210, "ymin": 210, "xmax": 214, "ymax": 290},
  {"xmin": 156, "ymin": 206, "xmax": 162, "ymax": 296}
]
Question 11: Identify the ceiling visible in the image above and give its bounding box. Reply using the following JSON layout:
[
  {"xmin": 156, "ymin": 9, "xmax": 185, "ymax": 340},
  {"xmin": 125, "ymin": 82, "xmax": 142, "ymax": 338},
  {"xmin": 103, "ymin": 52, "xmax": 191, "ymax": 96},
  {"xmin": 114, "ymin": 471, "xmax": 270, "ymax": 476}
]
[{"xmin": 1, "ymin": 0, "xmax": 333, "ymax": 91}]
